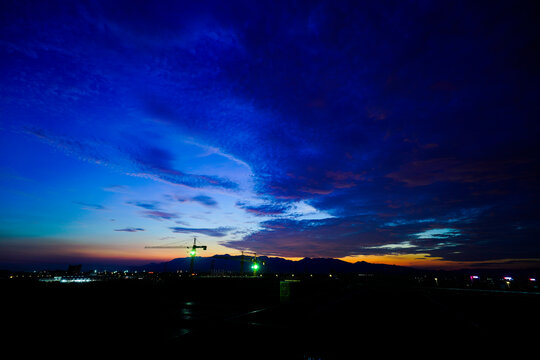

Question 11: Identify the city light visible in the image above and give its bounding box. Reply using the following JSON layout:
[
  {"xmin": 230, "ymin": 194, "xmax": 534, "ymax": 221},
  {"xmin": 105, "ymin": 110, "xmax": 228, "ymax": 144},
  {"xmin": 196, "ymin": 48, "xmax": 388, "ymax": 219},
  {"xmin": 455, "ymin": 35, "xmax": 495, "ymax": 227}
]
[{"xmin": 39, "ymin": 276, "xmax": 94, "ymax": 283}]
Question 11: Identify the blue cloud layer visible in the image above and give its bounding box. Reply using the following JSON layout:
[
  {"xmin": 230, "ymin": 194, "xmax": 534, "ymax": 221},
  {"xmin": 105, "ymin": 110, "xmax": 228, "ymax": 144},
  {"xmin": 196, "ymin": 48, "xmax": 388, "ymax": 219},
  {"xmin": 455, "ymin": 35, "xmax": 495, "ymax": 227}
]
[{"xmin": 1, "ymin": 0, "xmax": 539, "ymax": 264}]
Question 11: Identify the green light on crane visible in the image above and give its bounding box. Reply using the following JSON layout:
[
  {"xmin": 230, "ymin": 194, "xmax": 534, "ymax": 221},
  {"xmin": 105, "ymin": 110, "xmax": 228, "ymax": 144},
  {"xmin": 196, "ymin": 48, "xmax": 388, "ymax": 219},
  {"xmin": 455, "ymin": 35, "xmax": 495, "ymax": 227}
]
[
  {"xmin": 190, "ymin": 249, "xmax": 196, "ymax": 257},
  {"xmin": 251, "ymin": 263, "xmax": 260, "ymax": 270}
]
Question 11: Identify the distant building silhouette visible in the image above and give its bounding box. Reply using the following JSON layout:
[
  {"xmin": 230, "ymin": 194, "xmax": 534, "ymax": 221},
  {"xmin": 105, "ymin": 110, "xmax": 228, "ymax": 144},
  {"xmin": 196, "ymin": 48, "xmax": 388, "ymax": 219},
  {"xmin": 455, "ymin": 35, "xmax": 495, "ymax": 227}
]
[{"xmin": 67, "ymin": 264, "xmax": 82, "ymax": 275}]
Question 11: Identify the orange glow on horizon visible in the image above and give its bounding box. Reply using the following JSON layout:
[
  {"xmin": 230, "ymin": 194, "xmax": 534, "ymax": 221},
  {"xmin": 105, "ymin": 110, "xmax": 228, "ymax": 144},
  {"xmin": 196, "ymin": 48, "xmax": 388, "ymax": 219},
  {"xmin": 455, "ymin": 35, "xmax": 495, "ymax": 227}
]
[{"xmin": 3, "ymin": 237, "xmax": 538, "ymax": 270}]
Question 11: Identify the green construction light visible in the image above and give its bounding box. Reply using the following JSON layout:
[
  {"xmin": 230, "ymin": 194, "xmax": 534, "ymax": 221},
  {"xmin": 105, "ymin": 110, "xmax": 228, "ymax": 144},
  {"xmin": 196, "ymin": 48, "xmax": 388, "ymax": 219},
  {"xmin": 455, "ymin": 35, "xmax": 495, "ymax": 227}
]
[
  {"xmin": 190, "ymin": 250, "xmax": 196, "ymax": 257},
  {"xmin": 251, "ymin": 263, "xmax": 260, "ymax": 270}
]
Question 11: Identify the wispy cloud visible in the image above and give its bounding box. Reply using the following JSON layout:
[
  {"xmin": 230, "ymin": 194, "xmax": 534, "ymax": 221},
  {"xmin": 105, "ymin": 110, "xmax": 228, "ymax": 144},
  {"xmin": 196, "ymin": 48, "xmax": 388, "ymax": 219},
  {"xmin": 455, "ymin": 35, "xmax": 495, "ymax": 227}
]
[
  {"xmin": 24, "ymin": 127, "xmax": 239, "ymax": 191},
  {"xmin": 173, "ymin": 194, "xmax": 218, "ymax": 207},
  {"xmin": 114, "ymin": 227, "xmax": 145, "ymax": 232},
  {"xmin": 129, "ymin": 145, "xmax": 239, "ymax": 190},
  {"xmin": 413, "ymin": 228, "xmax": 461, "ymax": 239},
  {"xmin": 169, "ymin": 226, "xmax": 234, "ymax": 237},
  {"xmin": 126, "ymin": 201, "xmax": 161, "ymax": 210},
  {"xmin": 125, "ymin": 200, "xmax": 179, "ymax": 221},
  {"xmin": 236, "ymin": 201, "xmax": 290, "ymax": 216},
  {"xmin": 143, "ymin": 210, "xmax": 178, "ymax": 220},
  {"xmin": 191, "ymin": 195, "xmax": 218, "ymax": 207},
  {"xmin": 73, "ymin": 201, "xmax": 106, "ymax": 210},
  {"xmin": 26, "ymin": 127, "xmax": 110, "ymax": 166}
]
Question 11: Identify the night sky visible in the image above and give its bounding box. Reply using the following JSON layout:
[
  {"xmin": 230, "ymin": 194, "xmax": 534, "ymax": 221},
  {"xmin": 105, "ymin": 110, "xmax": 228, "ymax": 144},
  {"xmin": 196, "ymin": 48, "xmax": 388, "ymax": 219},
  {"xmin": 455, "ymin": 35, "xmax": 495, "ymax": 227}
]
[{"xmin": 1, "ymin": 0, "xmax": 540, "ymax": 270}]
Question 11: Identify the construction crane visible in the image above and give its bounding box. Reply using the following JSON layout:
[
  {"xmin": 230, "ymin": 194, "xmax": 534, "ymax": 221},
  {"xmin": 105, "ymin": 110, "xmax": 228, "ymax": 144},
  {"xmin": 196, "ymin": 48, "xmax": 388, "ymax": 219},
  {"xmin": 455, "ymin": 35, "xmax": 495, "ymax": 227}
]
[
  {"xmin": 213, "ymin": 250, "xmax": 264, "ymax": 275},
  {"xmin": 241, "ymin": 250, "xmax": 263, "ymax": 275},
  {"xmin": 145, "ymin": 237, "xmax": 207, "ymax": 274}
]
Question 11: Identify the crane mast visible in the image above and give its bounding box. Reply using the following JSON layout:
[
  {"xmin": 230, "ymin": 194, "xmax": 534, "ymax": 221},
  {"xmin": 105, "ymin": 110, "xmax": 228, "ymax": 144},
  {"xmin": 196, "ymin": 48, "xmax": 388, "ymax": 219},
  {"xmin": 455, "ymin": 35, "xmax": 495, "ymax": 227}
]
[
  {"xmin": 145, "ymin": 237, "xmax": 207, "ymax": 274},
  {"xmin": 214, "ymin": 250, "xmax": 263, "ymax": 275},
  {"xmin": 241, "ymin": 250, "xmax": 261, "ymax": 274}
]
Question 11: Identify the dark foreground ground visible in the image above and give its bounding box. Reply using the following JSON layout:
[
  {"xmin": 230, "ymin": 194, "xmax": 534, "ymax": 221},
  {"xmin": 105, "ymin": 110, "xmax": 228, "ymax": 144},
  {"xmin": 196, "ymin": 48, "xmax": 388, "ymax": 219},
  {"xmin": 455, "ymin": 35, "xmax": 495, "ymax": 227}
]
[{"xmin": 3, "ymin": 275, "xmax": 539, "ymax": 358}]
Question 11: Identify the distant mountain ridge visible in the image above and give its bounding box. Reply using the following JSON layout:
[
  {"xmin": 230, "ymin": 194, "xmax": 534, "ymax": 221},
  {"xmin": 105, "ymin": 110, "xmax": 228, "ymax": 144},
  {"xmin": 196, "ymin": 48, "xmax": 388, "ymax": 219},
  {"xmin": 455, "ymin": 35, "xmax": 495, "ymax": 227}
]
[{"xmin": 131, "ymin": 254, "xmax": 416, "ymax": 274}]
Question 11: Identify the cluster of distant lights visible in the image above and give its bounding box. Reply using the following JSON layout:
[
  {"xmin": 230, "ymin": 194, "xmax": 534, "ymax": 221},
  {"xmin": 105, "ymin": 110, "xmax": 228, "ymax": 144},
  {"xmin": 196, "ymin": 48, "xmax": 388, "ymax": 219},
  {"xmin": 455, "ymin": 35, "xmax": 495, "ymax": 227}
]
[
  {"xmin": 470, "ymin": 275, "xmax": 536, "ymax": 282},
  {"xmin": 9, "ymin": 271, "xmax": 537, "ymax": 283},
  {"xmin": 38, "ymin": 276, "xmax": 94, "ymax": 283}
]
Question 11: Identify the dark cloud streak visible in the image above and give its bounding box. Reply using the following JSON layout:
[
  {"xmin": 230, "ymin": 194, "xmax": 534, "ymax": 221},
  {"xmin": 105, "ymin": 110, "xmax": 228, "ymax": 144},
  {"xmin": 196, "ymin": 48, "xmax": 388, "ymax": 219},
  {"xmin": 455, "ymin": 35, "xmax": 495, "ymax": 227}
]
[
  {"xmin": 114, "ymin": 228, "xmax": 145, "ymax": 232},
  {"xmin": 170, "ymin": 226, "xmax": 234, "ymax": 237}
]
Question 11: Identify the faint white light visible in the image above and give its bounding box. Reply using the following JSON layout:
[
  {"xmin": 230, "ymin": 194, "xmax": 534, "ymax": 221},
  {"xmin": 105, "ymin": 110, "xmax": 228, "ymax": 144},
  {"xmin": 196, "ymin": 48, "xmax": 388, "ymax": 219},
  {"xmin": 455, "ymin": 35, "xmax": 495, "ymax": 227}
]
[
  {"xmin": 530, "ymin": 278, "xmax": 536, "ymax": 282},
  {"xmin": 504, "ymin": 276, "xmax": 513, "ymax": 281}
]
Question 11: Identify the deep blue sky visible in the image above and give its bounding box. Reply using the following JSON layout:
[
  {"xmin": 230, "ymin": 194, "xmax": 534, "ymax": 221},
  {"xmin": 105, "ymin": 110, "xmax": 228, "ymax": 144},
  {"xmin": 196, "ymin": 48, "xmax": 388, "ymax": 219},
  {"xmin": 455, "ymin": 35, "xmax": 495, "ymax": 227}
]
[{"xmin": 1, "ymin": 0, "xmax": 539, "ymax": 270}]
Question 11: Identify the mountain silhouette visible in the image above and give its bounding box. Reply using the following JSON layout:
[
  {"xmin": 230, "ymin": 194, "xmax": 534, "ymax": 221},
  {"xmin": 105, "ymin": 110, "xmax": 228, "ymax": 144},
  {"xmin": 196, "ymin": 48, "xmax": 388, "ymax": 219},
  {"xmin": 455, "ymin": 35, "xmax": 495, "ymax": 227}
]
[{"xmin": 131, "ymin": 255, "xmax": 415, "ymax": 274}]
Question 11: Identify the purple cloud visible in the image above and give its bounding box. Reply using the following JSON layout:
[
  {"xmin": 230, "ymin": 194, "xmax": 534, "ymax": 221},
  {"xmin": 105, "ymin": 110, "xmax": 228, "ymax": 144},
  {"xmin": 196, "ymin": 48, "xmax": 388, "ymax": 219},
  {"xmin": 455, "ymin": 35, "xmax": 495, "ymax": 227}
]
[
  {"xmin": 169, "ymin": 226, "xmax": 234, "ymax": 237},
  {"xmin": 142, "ymin": 210, "xmax": 178, "ymax": 220},
  {"xmin": 132, "ymin": 146, "xmax": 238, "ymax": 190},
  {"xmin": 191, "ymin": 195, "xmax": 218, "ymax": 207},
  {"xmin": 114, "ymin": 228, "xmax": 145, "ymax": 232},
  {"xmin": 236, "ymin": 201, "xmax": 290, "ymax": 216},
  {"xmin": 170, "ymin": 194, "xmax": 219, "ymax": 207},
  {"xmin": 126, "ymin": 201, "xmax": 161, "ymax": 210}
]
